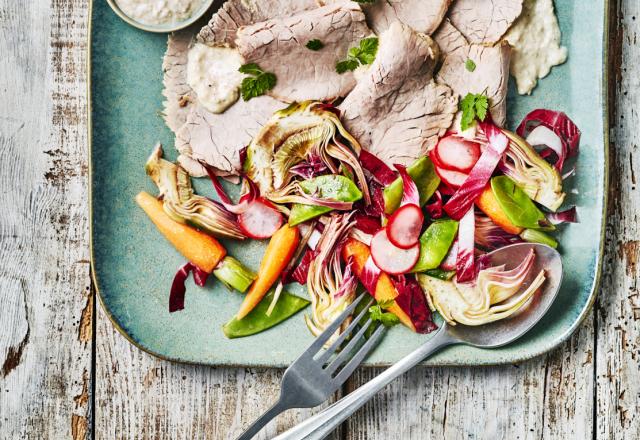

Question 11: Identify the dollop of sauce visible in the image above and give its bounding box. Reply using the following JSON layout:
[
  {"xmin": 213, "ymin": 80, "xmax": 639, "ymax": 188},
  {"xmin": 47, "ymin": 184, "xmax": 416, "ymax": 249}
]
[
  {"xmin": 186, "ymin": 43, "xmax": 245, "ymax": 114},
  {"xmin": 116, "ymin": 0, "xmax": 203, "ymax": 25},
  {"xmin": 504, "ymin": 0, "xmax": 568, "ymax": 95}
]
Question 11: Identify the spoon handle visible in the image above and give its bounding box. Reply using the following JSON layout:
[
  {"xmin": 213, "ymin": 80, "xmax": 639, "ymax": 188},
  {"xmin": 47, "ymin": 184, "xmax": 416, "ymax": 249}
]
[{"xmin": 272, "ymin": 325, "xmax": 457, "ymax": 440}]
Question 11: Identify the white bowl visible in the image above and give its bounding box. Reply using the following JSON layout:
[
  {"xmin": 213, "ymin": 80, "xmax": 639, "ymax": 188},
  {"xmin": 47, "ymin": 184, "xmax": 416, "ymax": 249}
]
[{"xmin": 106, "ymin": 0, "xmax": 216, "ymax": 33}]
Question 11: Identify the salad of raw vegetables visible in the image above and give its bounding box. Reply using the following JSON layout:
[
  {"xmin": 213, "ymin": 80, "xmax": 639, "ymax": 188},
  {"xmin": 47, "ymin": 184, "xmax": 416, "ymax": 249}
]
[{"xmin": 137, "ymin": 100, "xmax": 580, "ymax": 339}]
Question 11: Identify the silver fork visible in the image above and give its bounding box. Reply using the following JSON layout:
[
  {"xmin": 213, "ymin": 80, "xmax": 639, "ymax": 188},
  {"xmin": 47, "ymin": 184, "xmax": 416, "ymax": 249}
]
[{"xmin": 235, "ymin": 294, "xmax": 386, "ymax": 440}]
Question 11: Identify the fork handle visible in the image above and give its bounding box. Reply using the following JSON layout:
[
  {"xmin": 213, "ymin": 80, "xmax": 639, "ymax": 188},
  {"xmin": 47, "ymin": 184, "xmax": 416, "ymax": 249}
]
[
  {"xmin": 272, "ymin": 325, "xmax": 457, "ymax": 440},
  {"xmin": 235, "ymin": 400, "xmax": 290, "ymax": 440}
]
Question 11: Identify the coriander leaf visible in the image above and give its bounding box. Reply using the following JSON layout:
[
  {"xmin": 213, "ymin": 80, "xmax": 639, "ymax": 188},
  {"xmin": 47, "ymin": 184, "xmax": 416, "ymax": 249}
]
[
  {"xmin": 238, "ymin": 63, "xmax": 262, "ymax": 76},
  {"xmin": 369, "ymin": 305, "xmax": 400, "ymax": 328},
  {"xmin": 356, "ymin": 37, "xmax": 379, "ymax": 65},
  {"xmin": 239, "ymin": 63, "xmax": 277, "ymax": 101},
  {"xmin": 459, "ymin": 92, "xmax": 489, "ymax": 131},
  {"xmin": 336, "ymin": 59, "xmax": 359, "ymax": 73},
  {"xmin": 306, "ymin": 39, "xmax": 324, "ymax": 51},
  {"xmin": 465, "ymin": 58, "xmax": 476, "ymax": 72}
]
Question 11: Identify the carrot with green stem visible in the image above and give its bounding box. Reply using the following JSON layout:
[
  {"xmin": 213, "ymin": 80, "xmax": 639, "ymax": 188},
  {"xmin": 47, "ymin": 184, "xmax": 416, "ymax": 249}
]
[{"xmin": 237, "ymin": 224, "xmax": 300, "ymax": 319}]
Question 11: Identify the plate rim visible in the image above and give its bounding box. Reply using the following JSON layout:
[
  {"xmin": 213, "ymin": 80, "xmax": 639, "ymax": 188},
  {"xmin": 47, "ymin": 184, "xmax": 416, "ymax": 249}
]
[{"xmin": 88, "ymin": 0, "xmax": 610, "ymax": 368}]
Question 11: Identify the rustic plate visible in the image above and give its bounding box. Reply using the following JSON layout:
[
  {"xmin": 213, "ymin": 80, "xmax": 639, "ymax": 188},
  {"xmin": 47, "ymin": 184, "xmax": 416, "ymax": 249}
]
[{"xmin": 90, "ymin": 0, "xmax": 608, "ymax": 367}]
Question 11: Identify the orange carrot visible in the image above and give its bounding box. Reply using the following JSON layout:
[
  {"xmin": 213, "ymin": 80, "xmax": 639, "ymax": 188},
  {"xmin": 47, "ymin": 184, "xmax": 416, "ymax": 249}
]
[
  {"xmin": 342, "ymin": 239, "xmax": 416, "ymax": 331},
  {"xmin": 475, "ymin": 185, "xmax": 523, "ymax": 235},
  {"xmin": 237, "ymin": 223, "xmax": 300, "ymax": 319},
  {"xmin": 135, "ymin": 191, "xmax": 226, "ymax": 273}
]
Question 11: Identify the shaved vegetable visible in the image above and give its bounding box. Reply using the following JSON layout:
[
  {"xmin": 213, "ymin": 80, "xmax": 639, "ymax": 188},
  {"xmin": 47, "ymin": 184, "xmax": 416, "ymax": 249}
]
[
  {"xmin": 370, "ymin": 229, "xmax": 420, "ymax": 275},
  {"xmin": 547, "ymin": 206, "xmax": 578, "ymax": 225},
  {"xmin": 475, "ymin": 215, "xmax": 523, "ymax": 250},
  {"xmin": 342, "ymin": 239, "xmax": 416, "ymax": 331},
  {"xmin": 391, "ymin": 275, "xmax": 437, "ymax": 334},
  {"xmin": 444, "ymin": 122, "xmax": 509, "ymax": 220},
  {"xmin": 238, "ymin": 199, "xmax": 283, "ymax": 239},
  {"xmin": 433, "ymin": 135, "xmax": 481, "ymax": 173},
  {"xmin": 456, "ymin": 208, "xmax": 476, "ymax": 283},
  {"xmin": 360, "ymin": 149, "xmax": 397, "ymax": 186},
  {"xmin": 136, "ymin": 191, "xmax": 227, "ymax": 273},
  {"xmin": 425, "ymin": 190, "xmax": 444, "ymax": 219},
  {"xmin": 516, "ymin": 109, "xmax": 581, "ymax": 173},
  {"xmin": 475, "ymin": 185, "xmax": 523, "ymax": 234},
  {"xmin": 387, "ymin": 204, "xmax": 424, "ymax": 249},
  {"xmin": 384, "ymin": 157, "xmax": 440, "ymax": 214},
  {"xmin": 237, "ymin": 224, "xmax": 300, "ymax": 319},
  {"xmin": 223, "ymin": 289, "xmax": 309, "ymax": 338},
  {"xmin": 170, "ymin": 262, "xmax": 209, "ymax": 312}
]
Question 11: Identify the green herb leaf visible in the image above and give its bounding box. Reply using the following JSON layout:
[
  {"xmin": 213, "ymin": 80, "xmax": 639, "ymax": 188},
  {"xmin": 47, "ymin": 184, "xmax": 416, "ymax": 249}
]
[
  {"xmin": 306, "ymin": 39, "xmax": 324, "ymax": 51},
  {"xmin": 465, "ymin": 58, "xmax": 476, "ymax": 72},
  {"xmin": 336, "ymin": 59, "xmax": 360, "ymax": 73},
  {"xmin": 369, "ymin": 305, "xmax": 400, "ymax": 327},
  {"xmin": 336, "ymin": 37, "xmax": 379, "ymax": 74},
  {"xmin": 459, "ymin": 92, "xmax": 489, "ymax": 131},
  {"xmin": 239, "ymin": 64, "xmax": 277, "ymax": 101}
]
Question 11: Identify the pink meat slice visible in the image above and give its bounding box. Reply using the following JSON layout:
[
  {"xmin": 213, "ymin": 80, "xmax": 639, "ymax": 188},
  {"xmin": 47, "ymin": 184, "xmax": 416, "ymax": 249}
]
[
  {"xmin": 447, "ymin": 0, "xmax": 523, "ymax": 44},
  {"xmin": 197, "ymin": 0, "xmax": 320, "ymax": 46},
  {"xmin": 434, "ymin": 20, "xmax": 511, "ymax": 126},
  {"xmin": 162, "ymin": 31, "xmax": 196, "ymax": 134},
  {"xmin": 339, "ymin": 22, "xmax": 458, "ymax": 167},
  {"xmin": 235, "ymin": 1, "xmax": 371, "ymax": 102}
]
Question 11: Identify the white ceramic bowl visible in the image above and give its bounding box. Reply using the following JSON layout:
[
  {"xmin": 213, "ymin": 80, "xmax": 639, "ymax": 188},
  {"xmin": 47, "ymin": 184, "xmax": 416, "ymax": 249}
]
[{"xmin": 106, "ymin": 0, "xmax": 216, "ymax": 33}]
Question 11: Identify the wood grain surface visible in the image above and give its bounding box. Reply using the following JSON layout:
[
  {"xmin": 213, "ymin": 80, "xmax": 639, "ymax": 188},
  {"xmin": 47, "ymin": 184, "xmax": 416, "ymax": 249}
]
[{"xmin": 0, "ymin": 0, "xmax": 637, "ymax": 439}]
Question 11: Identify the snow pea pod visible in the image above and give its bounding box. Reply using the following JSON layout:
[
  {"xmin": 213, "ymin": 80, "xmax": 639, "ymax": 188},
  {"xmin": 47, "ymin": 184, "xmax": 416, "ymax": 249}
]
[
  {"xmin": 412, "ymin": 219, "xmax": 459, "ymax": 273},
  {"xmin": 491, "ymin": 176, "xmax": 547, "ymax": 229},
  {"xmin": 384, "ymin": 157, "xmax": 440, "ymax": 214},
  {"xmin": 519, "ymin": 229, "xmax": 558, "ymax": 249},
  {"xmin": 289, "ymin": 175, "xmax": 362, "ymax": 226},
  {"xmin": 223, "ymin": 289, "xmax": 310, "ymax": 338},
  {"xmin": 424, "ymin": 268, "xmax": 456, "ymax": 281}
]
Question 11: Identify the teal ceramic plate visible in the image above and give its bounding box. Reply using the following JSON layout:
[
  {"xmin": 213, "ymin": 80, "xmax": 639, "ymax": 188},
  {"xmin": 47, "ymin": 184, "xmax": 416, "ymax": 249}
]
[{"xmin": 90, "ymin": 0, "xmax": 608, "ymax": 367}]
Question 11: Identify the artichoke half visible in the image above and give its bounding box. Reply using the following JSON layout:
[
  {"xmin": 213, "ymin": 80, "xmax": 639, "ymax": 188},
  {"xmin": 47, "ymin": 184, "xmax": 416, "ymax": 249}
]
[
  {"xmin": 244, "ymin": 101, "xmax": 370, "ymax": 204},
  {"xmin": 145, "ymin": 145, "xmax": 245, "ymax": 240}
]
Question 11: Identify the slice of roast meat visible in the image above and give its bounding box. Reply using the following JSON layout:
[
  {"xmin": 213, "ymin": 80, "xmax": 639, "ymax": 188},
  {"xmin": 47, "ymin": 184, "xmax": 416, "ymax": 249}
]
[
  {"xmin": 339, "ymin": 22, "xmax": 458, "ymax": 167},
  {"xmin": 163, "ymin": 31, "xmax": 196, "ymax": 134},
  {"xmin": 434, "ymin": 20, "xmax": 511, "ymax": 126},
  {"xmin": 197, "ymin": 0, "xmax": 319, "ymax": 46},
  {"xmin": 448, "ymin": 0, "xmax": 523, "ymax": 44},
  {"xmin": 176, "ymin": 97, "xmax": 284, "ymax": 177},
  {"xmin": 321, "ymin": 0, "xmax": 450, "ymax": 34},
  {"xmin": 236, "ymin": 1, "xmax": 371, "ymax": 103}
]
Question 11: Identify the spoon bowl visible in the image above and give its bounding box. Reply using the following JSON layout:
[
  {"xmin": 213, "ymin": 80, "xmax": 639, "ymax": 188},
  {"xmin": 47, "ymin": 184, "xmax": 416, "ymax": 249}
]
[{"xmin": 447, "ymin": 242, "xmax": 563, "ymax": 348}]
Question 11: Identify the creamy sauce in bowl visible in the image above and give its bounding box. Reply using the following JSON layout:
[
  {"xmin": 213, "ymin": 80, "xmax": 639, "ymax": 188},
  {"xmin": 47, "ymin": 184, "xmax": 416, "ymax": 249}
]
[{"xmin": 115, "ymin": 0, "xmax": 204, "ymax": 25}]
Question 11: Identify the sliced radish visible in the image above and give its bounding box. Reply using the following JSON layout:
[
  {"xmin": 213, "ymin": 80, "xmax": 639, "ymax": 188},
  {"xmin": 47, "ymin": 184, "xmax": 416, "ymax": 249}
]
[
  {"xmin": 434, "ymin": 135, "xmax": 481, "ymax": 173},
  {"xmin": 237, "ymin": 199, "xmax": 283, "ymax": 239},
  {"xmin": 433, "ymin": 165, "xmax": 469, "ymax": 188},
  {"xmin": 370, "ymin": 229, "xmax": 420, "ymax": 275},
  {"xmin": 387, "ymin": 204, "xmax": 423, "ymax": 249}
]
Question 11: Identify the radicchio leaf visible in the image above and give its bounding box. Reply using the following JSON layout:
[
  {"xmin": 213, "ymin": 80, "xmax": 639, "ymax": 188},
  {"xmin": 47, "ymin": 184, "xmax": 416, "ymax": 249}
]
[
  {"xmin": 364, "ymin": 181, "xmax": 386, "ymax": 217},
  {"xmin": 170, "ymin": 262, "xmax": 209, "ymax": 312},
  {"xmin": 203, "ymin": 162, "xmax": 258, "ymax": 215},
  {"xmin": 456, "ymin": 208, "xmax": 476, "ymax": 283},
  {"xmin": 516, "ymin": 109, "xmax": 581, "ymax": 172},
  {"xmin": 547, "ymin": 206, "xmax": 578, "ymax": 225},
  {"xmin": 359, "ymin": 149, "xmax": 397, "ymax": 186},
  {"xmin": 425, "ymin": 190, "xmax": 444, "ymax": 219},
  {"xmin": 440, "ymin": 240, "xmax": 458, "ymax": 271},
  {"xmin": 289, "ymin": 154, "xmax": 329, "ymax": 179},
  {"xmin": 289, "ymin": 249, "xmax": 317, "ymax": 285},
  {"xmin": 360, "ymin": 255, "xmax": 382, "ymax": 295},
  {"xmin": 394, "ymin": 164, "xmax": 420, "ymax": 207},
  {"xmin": 391, "ymin": 275, "xmax": 437, "ymax": 334},
  {"xmin": 444, "ymin": 122, "xmax": 509, "ymax": 220},
  {"xmin": 475, "ymin": 215, "xmax": 523, "ymax": 250},
  {"xmin": 354, "ymin": 213, "xmax": 382, "ymax": 235}
]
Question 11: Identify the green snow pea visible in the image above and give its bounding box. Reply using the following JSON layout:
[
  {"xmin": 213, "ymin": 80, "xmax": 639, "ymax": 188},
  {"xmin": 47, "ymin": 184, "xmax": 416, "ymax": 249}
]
[
  {"xmin": 491, "ymin": 176, "xmax": 548, "ymax": 230},
  {"xmin": 289, "ymin": 174, "xmax": 362, "ymax": 226},
  {"xmin": 383, "ymin": 157, "xmax": 440, "ymax": 214},
  {"xmin": 519, "ymin": 229, "xmax": 558, "ymax": 249},
  {"xmin": 213, "ymin": 256, "xmax": 256, "ymax": 293},
  {"xmin": 222, "ymin": 289, "xmax": 310, "ymax": 338},
  {"xmin": 412, "ymin": 219, "xmax": 459, "ymax": 273}
]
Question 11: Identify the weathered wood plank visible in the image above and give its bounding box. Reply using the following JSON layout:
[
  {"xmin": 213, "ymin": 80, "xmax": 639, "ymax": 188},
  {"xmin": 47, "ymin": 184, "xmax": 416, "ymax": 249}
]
[
  {"xmin": 596, "ymin": 0, "xmax": 640, "ymax": 437},
  {"xmin": 0, "ymin": 0, "xmax": 92, "ymax": 438},
  {"xmin": 95, "ymin": 305, "xmax": 342, "ymax": 439}
]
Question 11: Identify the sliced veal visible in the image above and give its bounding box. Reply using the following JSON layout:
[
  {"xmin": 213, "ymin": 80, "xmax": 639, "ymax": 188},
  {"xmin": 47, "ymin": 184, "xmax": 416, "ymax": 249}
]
[
  {"xmin": 175, "ymin": 96, "xmax": 284, "ymax": 177},
  {"xmin": 235, "ymin": 1, "xmax": 371, "ymax": 102},
  {"xmin": 434, "ymin": 20, "xmax": 511, "ymax": 127},
  {"xmin": 447, "ymin": 0, "xmax": 523, "ymax": 44},
  {"xmin": 321, "ymin": 0, "xmax": 450, "ymax": 35},
  {"xmin": 339, "ymin": 22, "xmax": 458, "ymax": 167},
  {"xmin": 162, "ymin": 31, "xmax": 196, "ymax": 134},
  {"xmin": 197, "ymin": 0, "xmax": 319, "ymax": 46}
]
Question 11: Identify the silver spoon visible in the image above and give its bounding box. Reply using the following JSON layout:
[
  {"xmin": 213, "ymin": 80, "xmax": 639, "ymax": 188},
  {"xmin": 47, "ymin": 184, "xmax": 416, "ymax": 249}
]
[{"xmin": 272, "ymin": 242, "xmax": 563, "ymax": 440}]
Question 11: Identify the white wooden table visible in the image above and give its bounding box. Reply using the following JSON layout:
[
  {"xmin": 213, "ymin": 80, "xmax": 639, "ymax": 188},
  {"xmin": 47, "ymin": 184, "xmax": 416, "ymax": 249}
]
[{"xmin": 0, "ymin": 1, "xmax": 637, "ymax": 438}]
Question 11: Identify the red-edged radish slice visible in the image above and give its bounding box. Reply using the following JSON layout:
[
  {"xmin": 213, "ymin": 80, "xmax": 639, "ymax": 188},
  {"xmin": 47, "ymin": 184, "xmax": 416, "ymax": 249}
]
[
  {"xmin": 433, "ymin": 165, "xmax": 469, "ymax": 188},
  {"xmin": 370, "ymin": 229, "xmax": 420, "ymax": 275},
  {"xmin": 387, "ymin": 204, "xmax": 423, "ymax": 249},
  {"xmin": 237, "ymin": 199, "xmax": 283, "ymax": 239},
  {"xmin": 434, "ymin": 135, "xmax": 481, "ymax": 173}
]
